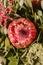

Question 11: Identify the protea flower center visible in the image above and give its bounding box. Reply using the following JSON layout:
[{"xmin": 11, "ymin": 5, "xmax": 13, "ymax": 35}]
[
  {"xmin": 20, "ymin": 29, "xmax": 27, "ymax": 35},
  {"xmin": 8, "ymin": 18, "xmax": 37, "ymax": 48}
]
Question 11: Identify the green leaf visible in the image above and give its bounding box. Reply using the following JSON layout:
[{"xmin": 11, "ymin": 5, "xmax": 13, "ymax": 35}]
[
  {"xmin": 8, "ymin": 61, "xmax": 17, "ymax": 65},
  {"xmin": 8, "ymin": 56, "xmax": 19, "ymax": 65},
  {"xmin": 13, "ymin": 3, "xmax": 19, "ymax": 13},
  {"xmin": 8, "ymin": 56, "xmax": 16, "ymax": 61},
  {"xmin": 5, "ymin": 37, "xmax": 12, "ymax": 48},
  {"xmin": 1, "ymin": 41, "xmax": 4, "ymax": 48},
  {"xmin": 24, "ymin": 0, "xmax": 32, "ymax": 8}
]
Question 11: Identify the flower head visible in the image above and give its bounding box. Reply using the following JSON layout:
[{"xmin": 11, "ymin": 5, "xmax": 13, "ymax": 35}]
[{"xmin": 8, "ymin": 18, "xmax": 37, "ymax": 48}]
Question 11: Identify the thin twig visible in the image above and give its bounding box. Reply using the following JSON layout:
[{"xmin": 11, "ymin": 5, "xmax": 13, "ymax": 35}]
[{"xmin": 37, "ymin": 31, "xmax": 41, "ymax": 43}]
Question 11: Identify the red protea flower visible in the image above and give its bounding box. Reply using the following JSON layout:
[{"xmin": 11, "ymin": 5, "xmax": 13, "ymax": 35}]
[
  {"xmin": 0, "ymin": 2, "xmax": 6, "ymax": 15},
  {"xmin": 8, "ymin": 18, "xmax": 37, "ymax": 48},
  {"xmin": 0, "ymin": 2, "xmax": 12, "ymax": 28},
  {"xmin": 7, "ymin": 6, "xmax": 13, "ymax": 14}
]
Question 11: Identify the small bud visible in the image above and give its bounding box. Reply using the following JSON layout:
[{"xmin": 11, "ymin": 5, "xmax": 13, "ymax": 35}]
[{"xmin": 37, "ymin": 10, "xmax": 42, "ymax": 16}]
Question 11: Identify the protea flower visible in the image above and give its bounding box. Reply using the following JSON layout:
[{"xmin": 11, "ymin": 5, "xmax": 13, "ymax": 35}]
[
  {"xmin": 0, "ymin": 2, "xmax": 12, "ymax": 28},
  {"xmin": 8, "ymin": 18, "xmax": 37, "ymax": 48}
]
